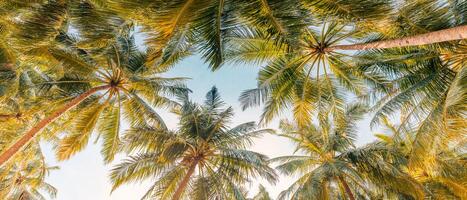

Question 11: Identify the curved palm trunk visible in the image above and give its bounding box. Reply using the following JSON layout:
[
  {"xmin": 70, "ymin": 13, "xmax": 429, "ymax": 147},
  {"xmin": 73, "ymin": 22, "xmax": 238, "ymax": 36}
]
[
  {"xmin": 0, "ymin": 85, "xmax": 110, "ymax": 166},
  {"xmin": 172, "ymin": 159, "xmax": 199, "ymax": 200},
  {"xmin": 0, "ymin": 114, "xmax": 19, "ymax": 120},
  {"xmin": 338, "ymin": 176, "xmax": 355, "ymax": 200},
  {"xmin": 326, "ymin": 25, "xmax": 467, "ymax": 51}
]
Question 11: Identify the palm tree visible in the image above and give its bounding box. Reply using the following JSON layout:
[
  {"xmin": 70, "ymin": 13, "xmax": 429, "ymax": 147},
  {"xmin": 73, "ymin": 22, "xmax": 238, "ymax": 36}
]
[
  {"xmin": 0, "ymin": 143, "xmax": 58, "ymax": 200},
  {"xmin": 319, "ymin": 0, "xmax": 466, "ymax": 51},
  {"xmin": 0, "ymin": 0, "xmax": 143, "ymax": 165},
  {"xmin": 111, "ymin": 87, "xmax": 277, "ymax": 200},
  {"xmin": 0, "ymin": 32, "xmax": 187, "ymax": 166},
  {"xmin": 301, "ymin": 0, "xmax": 467, "ymax": 51},
  {"xmin": 235, "ymin": 22, "xmax": 363, "ymax": 126},
  {"xmin": 0, "ymin": 42, "xmax": 70, "ymax": 165},
  {"xmin": 356, "ymin": 0, "xmax": 466, "ymax": 171},
  {"xmin": 235, "ymin": 0, "xmax": 466, "ymax": 127},
  {"xmin": 272, "ymin": 104, "xmax": 424, "ymax": 200}
]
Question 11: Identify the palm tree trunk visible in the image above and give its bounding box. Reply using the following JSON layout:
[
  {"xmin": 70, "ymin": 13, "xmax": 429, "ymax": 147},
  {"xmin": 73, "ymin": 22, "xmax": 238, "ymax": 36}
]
[
  {"xmin": 325, "ymin": 25, "xmax": 467, "ymax": 51},
  {"xmin": 0, "ymin": 114, "xmax": 18, "ymax": 120},
  {"xmin": 172, "ymin": 159, "xmax": 199, "ymax": 200},
  {"xmin": 0, "ymin": 85, "xmax": 110, "ymax": 166},
  {"xmin": 338, "ymin": 176, "xmax": 355, "ymax": 200}
]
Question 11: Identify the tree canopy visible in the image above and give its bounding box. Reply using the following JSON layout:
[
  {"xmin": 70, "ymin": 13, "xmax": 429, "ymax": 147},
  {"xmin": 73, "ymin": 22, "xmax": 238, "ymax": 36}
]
[{"xmin": 0, "ymin": 0, "xmax": 465, "ymax": 199}]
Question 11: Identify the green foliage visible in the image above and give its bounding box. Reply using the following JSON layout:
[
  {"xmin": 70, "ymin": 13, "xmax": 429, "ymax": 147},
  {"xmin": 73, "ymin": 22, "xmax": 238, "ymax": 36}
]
[
  {"xmin": 0, "ymin": 143, "xmax": 58, "ymax": 200},
  {"xmin": 273, "ymin": 107, "xmax": 426, "ymax": 199},
  {"xmin": 108, "ymin": 0, "xmax": 308, "ymax": 69},
  {"xmin": 237, "ymin": 22, "xmax": 363, "ymax": 126},
  {"xmin": 0, "ymin": 0, "xmax": 465, "ymax": 199},
  {"xmin": 111, "ymin": 87, "xmax": 277, "ymax": 199}
]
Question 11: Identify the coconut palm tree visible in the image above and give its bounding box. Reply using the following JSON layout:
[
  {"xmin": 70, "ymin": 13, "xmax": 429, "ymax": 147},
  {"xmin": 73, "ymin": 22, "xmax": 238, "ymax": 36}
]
[
  {"xmin": 235, "ymin": 0, "xmax": 466, "ymax": 128},
  {"xmin": 356, "ymin": 0, "xmax": 466, "ymax": 171},
  {"xmin": 110, "ymin": 87, "xmax": 277, "ymax": 200},
  {"xmin": 236, "ymin": 22, "xmax": 364, "ymax": 127},
  {"xmin": 0, "ymin": 0, "xmax": 141, "ymax": 165},
  {"xmin": 0, "ymin": 32, "xmax": 187, "ymax": 166},
  {"xmin": 0, "ymin": 0, "xmax": 130, "ymax": 92},
  {"xmin": 272, "ymin": 104, "xmax": 424, "ymax": 200},
  {"xmin": 0, "ymin": 143, "xmax": 58, "ymax": 200}
]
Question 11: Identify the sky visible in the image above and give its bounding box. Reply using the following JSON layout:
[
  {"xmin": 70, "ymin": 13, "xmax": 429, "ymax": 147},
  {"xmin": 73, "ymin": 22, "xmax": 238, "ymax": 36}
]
[{"xmin": 40, "ymin": 33, "xmax": 379, "ymax": 199}]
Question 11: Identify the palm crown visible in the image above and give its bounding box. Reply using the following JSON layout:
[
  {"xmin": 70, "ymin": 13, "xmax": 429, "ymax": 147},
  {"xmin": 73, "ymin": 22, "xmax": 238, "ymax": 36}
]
[
  {"xmin": 272, "ymin": 104, "xmax": 424, "ymax": 199},
  {"xmin": 48, "ymin": 33, "xmax": 188, "ymax": 163},
  {"xmin": 236, "ymin": 22, "xmax": 364, "ymax": 127},
  {"xmin": 111, "ymin": 87, "xmax": 277, "ymax": 200},
  {"xmin": 0, "ymin": 31, "xmax": 188, "ymax": 165}
]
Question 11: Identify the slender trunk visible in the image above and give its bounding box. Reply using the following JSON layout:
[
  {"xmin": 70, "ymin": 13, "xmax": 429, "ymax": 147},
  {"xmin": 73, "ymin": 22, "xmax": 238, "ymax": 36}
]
[
  {"xmin": 2, "ymin": 63, "xmax": 14, "ymax": 70},
  {"xmin": 338, "ymin": 176, "xmax": 355, "ymax": 200},
  {"xmin": 0, "ymin": 85, "xmax": 110, "ymax": 166},
  {"xmin": 172, "ymin": 159, "xmax": 199, "ymax": 200},
  {"xmin": 326, "ymin": 25, "xmax": 467, "ymax": 51}
]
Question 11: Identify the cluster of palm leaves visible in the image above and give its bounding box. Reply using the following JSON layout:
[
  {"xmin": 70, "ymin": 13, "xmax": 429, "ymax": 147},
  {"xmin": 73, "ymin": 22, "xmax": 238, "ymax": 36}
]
[
  {"xmin": 0, "ymin": 143, "xmax": 58, "ymax": 199},
  {"xmin": 0, "ymin": 0, "xmax": 465, "ymax": 199},
  {"xmin": 111, "ymin": 87, "xmax": 277, "ymax": 199}
]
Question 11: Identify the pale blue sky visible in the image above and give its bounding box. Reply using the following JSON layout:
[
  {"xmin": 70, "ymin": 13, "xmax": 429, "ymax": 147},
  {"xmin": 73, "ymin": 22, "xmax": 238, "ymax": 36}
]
[{"xmin": 41, "ymin": 31, "xmax": 378, "ymax": 199}]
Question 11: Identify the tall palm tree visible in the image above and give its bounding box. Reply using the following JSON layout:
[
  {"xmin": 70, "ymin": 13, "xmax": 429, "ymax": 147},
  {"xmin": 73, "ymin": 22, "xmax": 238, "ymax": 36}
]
[
  {"xmin": 0, "ymin": 143, "xmax": 58, "ymax": 200},
  {"xmin": 0, "ymin": 0, "xmax": 142, "ymax": 165},
  {"xmin": 234, "ymin": 0, "xmax": 466, "ymax": 128},
  {"xmin": 235, "ymin": 22, "xmax": 364, "ymax": 127},
  {"xmin": 356, "ymin": 0, "xmax": 466, "ymax": 170},
  {"xmin": 301, "ymin": 0, "xmax": 467, "ymax": 51},
  {"xmin": 0, "ymin": 42, "xmax": 69, "ymax": 165},
  {"xmin": 272, "ymin": 104, "xmax": 424, "ymax": 200},
  {"xmin": 0, "ymin": 32, "xmax": 187, "ymax": 166},
  {"xmin": 111, "ymin": 87, "xmax": 277, "ymax": 200}
]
